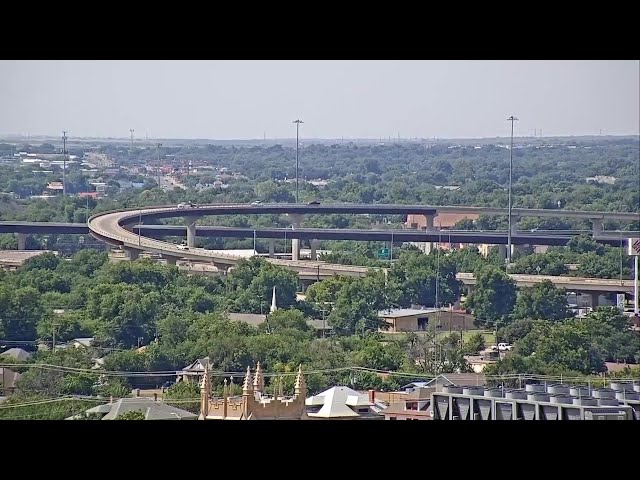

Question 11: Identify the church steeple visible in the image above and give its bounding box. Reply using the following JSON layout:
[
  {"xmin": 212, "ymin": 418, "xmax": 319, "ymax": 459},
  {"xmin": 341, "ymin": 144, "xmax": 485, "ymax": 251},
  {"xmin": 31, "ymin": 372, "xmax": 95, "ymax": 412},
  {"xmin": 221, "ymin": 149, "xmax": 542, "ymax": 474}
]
[
  {"xmin": 253, "ymin": 361, "xmax": 265, "ymax": 394},
  {"xmin": 294, "ymin": 364, "xmax": 306, "ymax": 397},
  {"xmin": 199, "ymin": 362, "xmax": 211, "ymax": 419},
  {"xmin": 242, "ymin": 366, "xmax": 253, "ymax": 396},
  {"xmin": 270, "ymin": 286, "xmax": 277, "ymax": 313}
]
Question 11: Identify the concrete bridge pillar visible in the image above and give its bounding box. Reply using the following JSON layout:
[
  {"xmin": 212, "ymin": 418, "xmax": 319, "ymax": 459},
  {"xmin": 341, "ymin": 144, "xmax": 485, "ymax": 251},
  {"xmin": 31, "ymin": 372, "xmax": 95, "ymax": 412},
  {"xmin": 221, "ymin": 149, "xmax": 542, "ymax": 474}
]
[
  {"xmin": 268, "ymin": 239, "xmax": 275, "ymax": 258},
  {"xmin": 164, "ymin": 256, "xmax": 178, "ymax": 266},
  {"xmin": 213, "ymin": 262, "xmax": 230, "ymax": 276},
  {"xmin": 16, "ymin": 233, "xmax": 27, "ymax": 250},
  {"xmin": 309, "ymin": 239, "xmax": 320, "ymax": 261},
  {"xmin": 292, "ymin": 238, "xmax": 300, "ymax": 261},
  {"xmin": 425, "ymin": 214, "xmax": 435, "ymax": 230},
  {"xmin": 590, "ymin": 219, "xmax": 603, "ymax": 236},
  {"xmin": 288, "ymin": 214, "xmax": 304, "ymax": 262},
  {"xmin": 424, "ymin": 214, "xmax": 435, "ymax": 255},
  {"xmin": 510, "ymin": 219, "xmax": 519, "ymax": 236},
  {"xmin": 122, "ymin": 247, "xmax": 140, "ymax": 261},
  {"xmin": 184, "ymin": 216, "xmax": 201, "ymax": 248},
  {"xmin": 590, "ymin": 292, "xmax": 600, "ymax": 309},
  {"xmin": 496, "ymin": 244, "xmax": 508, "ymax": 261}
]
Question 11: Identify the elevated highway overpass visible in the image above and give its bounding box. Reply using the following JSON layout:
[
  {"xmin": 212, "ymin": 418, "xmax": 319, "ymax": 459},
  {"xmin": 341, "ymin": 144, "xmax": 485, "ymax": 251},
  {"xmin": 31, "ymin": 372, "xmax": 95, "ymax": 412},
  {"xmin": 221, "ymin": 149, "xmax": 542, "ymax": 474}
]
[{"xmin": 82, "ymin": 203, "xmax": 637, "ymax": 304}]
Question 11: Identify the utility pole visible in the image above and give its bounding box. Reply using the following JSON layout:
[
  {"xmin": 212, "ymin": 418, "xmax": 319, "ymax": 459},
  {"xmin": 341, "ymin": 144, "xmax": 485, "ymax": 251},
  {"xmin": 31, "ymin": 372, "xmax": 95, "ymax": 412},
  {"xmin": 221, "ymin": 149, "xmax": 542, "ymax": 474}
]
[
  {"xmin": 293, "ymin": 119, "xmax": 303, "ymax": 203},
  {"xmin": 130, "ymin": 129, "xmax": 134, "ymax": 153},
  {"xmin": 156, "ymin": 143, "xmax": 162, "ymax": 187},
  {"xmin": 62, "ymin": 131, "xmax": 67, "ymax": 197},
  {"xmin": 506, "ymin": 116, "xmax": 519, "ymax": 270},
  {"xmin": 52, "ymin": 323, "xmax": 60, "ymax": 353}
]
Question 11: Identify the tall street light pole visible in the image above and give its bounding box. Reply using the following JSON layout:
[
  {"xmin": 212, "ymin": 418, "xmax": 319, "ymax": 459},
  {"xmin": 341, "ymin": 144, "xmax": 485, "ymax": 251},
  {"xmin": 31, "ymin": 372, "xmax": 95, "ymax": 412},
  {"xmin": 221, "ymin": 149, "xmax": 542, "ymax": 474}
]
[
  {"xmin": 62, "ymin": 131, "xmax": 67, "ymax": 197},
  {"xmin": 293, "ymin": 119, "xmax": 303, "ymax": 203},
  {"xmin": 506, "ymin": 116, "xmax": 519, "ymax": 270},
  {"xmin": 156, "ymin": 143, "xmax": 163, "ymax": 187}
]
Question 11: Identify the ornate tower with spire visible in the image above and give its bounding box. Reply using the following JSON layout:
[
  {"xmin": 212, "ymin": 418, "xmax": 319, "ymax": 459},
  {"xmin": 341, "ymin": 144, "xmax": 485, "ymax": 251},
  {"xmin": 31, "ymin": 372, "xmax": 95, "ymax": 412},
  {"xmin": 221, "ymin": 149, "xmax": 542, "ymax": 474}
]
[
  {"xmin": 294, "ymin": 364, "xmax": 306, "ymax": 398},
  {"xmin": 253, "ymin": 361, "xmax": 265, "ymax": 395},
  {"xmin": 199, "ymin": 362, "xmax": 211, "ymax": 420},
  {"xmin": 199, "ymin": 363, "xmax": 307, "ymax": 420}
]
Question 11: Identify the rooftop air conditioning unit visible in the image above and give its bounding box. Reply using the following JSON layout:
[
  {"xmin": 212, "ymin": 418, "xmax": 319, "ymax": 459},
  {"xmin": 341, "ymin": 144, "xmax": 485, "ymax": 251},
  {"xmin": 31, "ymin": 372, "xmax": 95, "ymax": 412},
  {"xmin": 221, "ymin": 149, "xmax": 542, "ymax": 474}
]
[{"xmin": 584, "ymin": 411, "xmax": 627, "ymax": 421}]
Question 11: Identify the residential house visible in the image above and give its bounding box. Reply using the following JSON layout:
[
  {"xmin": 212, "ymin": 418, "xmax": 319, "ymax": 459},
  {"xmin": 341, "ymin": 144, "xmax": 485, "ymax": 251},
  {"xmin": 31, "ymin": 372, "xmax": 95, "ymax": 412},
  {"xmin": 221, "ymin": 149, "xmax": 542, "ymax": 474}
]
[
  {"xmin": 199, "ymin": 362, "xmax": 307, "ymax": 420},
  {"xmin": 0, "ymin": 348, "xmax": 33, "ymax": 395},
  {"xmin": 305, "ymin": 386, "xmax": 385, "ymax": 420},
  {"xmin": 382, "ymin": 388, "xmax": 433, "ymax": 420},
  {"xmin": 0, "ymin": 348, "xmax": 32, "ymax": 362},
  {"xmin": 227, "ymin": 313, "xmax": 332, "ymax": 337},
  {"xmin": 71, "ymin": 337, "xmax": 95, "ymax": 349},
  {"xmin": 227, "ymin": 313, "xmax": 267, "ymax": 327},
  {"xmin": 306, "ymin": 319, "xmax": 333, "ymax": 338},
  {"xmin": 378, "ymin": 308, "xmax": 475, "ymax": 333},
  {"xmin": 178, "ymin": 356, "xmax": 210, "ymax": 384},
  {"xmin": 73, "ymin": 397, "xmax": 198, "ymax": 420},
  {"xmin": 403, "ymin": 373, "xmax": 487, "ymax": 390},
  {"xmin": 464, "ymin": 349, "xmax": 500, "ymax": 373}
]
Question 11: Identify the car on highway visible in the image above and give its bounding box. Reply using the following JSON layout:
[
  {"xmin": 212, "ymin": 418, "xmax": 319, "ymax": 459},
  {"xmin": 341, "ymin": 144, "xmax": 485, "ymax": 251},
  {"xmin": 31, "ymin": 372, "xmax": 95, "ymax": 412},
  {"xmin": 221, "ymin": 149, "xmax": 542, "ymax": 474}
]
[
  {"xmin": 251, "ymin": 201, "xmax": 263, "ymax": 206},
  {"xmin": 307, "ymin": 200, "xmax": 321, "ymax": 206},
  {"xmin": 176, "ymin": 244, "xmax": 189, "ymax": 250},
  {"xmin": 177, "ymin": 203, "xmax": 187, "ymax": 209}
]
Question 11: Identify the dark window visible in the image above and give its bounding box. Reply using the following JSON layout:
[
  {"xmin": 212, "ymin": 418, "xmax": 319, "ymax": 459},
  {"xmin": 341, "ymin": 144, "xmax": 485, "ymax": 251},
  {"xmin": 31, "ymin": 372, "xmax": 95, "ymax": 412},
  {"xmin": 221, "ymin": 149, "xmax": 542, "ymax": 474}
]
[
  {"xmin": 389, "ymin": 416, "xmax": 397, "ymax": 420},
  {"xmin": 417, "ymin": 317, "xmax": 428, "ymax": 330},
  {"xmin": 358, "ymin": 408, "xmax": 369, "ymax": 413}
]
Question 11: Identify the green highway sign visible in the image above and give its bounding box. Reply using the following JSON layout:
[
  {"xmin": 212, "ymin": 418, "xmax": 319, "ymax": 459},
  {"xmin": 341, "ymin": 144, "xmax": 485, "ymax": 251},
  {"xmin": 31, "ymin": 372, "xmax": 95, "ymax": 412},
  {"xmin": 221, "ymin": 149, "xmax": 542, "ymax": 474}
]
[{"xmin": 378, "ymin": 248, "xmax": 389, "ymax": 259}]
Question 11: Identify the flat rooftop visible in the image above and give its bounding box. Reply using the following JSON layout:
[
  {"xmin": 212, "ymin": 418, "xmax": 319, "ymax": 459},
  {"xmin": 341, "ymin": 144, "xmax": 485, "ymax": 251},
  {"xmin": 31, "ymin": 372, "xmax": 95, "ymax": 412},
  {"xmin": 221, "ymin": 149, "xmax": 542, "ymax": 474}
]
[{"xmin": 0, "ymin": 250, "xmax": 51, "ymax": 266}]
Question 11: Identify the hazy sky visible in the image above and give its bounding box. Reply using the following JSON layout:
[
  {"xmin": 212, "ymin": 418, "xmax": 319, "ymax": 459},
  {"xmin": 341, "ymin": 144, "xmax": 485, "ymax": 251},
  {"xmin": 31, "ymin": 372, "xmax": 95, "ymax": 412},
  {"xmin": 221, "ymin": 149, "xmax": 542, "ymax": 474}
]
[{"xmin": 0, "ymin": 60, "xmax": 638, "ymax": 140}]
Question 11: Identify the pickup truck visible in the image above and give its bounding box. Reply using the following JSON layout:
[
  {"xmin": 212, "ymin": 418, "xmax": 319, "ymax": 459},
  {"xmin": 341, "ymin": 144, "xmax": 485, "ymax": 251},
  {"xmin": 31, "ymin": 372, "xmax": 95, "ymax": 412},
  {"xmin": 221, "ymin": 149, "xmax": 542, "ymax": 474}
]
[{"xmin": 498, "ymin": 343, "xmax": 513, "ymax": 352}]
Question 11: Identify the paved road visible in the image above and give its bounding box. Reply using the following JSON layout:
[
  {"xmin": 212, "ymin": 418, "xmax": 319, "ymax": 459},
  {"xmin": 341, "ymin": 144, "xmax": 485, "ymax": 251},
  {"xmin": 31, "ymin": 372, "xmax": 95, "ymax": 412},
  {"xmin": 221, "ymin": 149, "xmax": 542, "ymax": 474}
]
[{"xmin": 88, "ymin": 204, "xmax": 638, "ymax": 292}]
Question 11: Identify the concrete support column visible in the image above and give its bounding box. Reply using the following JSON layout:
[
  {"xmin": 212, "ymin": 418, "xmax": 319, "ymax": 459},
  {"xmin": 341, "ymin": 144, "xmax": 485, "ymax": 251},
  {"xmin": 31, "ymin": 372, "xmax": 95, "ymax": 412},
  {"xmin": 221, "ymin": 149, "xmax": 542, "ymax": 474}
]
[
  {"xmin": 424, "ymin": 214, "xmax": 435, "ymax": 255},
  {"xmin": 590, "ymin": 219, "xmax": 603, "ymax": 236},
  {"xmin": 496, "ymin": 244, "xmax": 507, "ymax": 260},
  {"xmin": 164, "ymin": 256, "xmax": 178, "ymax": 266},
  {"xmin": 213, "ymin": 262, "xmax": 229, "ymax": 276},
  {"xmin": 513, "ymin": 244, "xmax": 528, "ymax": 256},
  {"xmin": 288, "ymin": 214, "xmax": 304, "ymax": 262},
  {"xmin": 268, "ymin": 239, "xmax": 275, "ymax": 258},
  {"xmin": 16, "ymin": 233, "xmax": 27, "ymax": 250},
  {"xmin": 184, "ymin": 216, "xmax": 200, "ymax": 248},
  {"xmin": 590, "ymin": 292, "xmax": 600, "ymax": 309},
  {"xmin": 292, "ymin": 238, "xmax": 300, "ymax": 261},
  {"xmin": 510, "ymin": 219, "xmax": 519, "ymax": 236},
  {"xmin": 425, "ymin": 214, "xmax": 435, "ymax": 230},
  {"xmin": 122, "ymin": 248, "xmax": 140, "ymax": 261},
  {"xmin": 310, "ymin": 239, "xmax": 320, "ymax": 261}
]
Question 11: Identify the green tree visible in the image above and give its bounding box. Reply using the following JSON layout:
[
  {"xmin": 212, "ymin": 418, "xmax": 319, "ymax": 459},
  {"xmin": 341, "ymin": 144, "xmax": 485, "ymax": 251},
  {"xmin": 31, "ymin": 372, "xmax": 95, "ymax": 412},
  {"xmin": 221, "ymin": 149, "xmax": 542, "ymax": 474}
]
[
  {"xmin": 164, "ymin": 381, "xmax": 200, "ymax": 414},
  {"xmin": 567, "ymin": 234, "xmax": 605, "ymax": 255},
  {"xmin": 389, "ymin": 249, "xmax": 461, "ymax": 307},
  {"xmin": 227, "ymin": 257, "xmax": 298, "ymax": 313},
  {"xmin": 21, "ymin": 252, "xmax": 61, "ymax": 271},
  {"xmin": 86, "ymin": 283, "xmax": 160, "ymax": 347},
  {"xmin": 466, "ymin": 266, "xmax": 517, "ymax": 328},
  {"xmin": 462, "ymin": 332, "xmax": 486, "ymax": 354},
  {"xmin": 264, "ymin": 309, "xmax": 311, "ymax": 333},
  {"xmin": 513, "ymin": 280, "xmax": 570, "ymax": 321},
  {"xmin": 115, "ymin": 410, "xmax": 146, "ymax": 420},
  {"xmin": 0, "ymin": 285, "xmax": 43, "ymax": 340}
]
